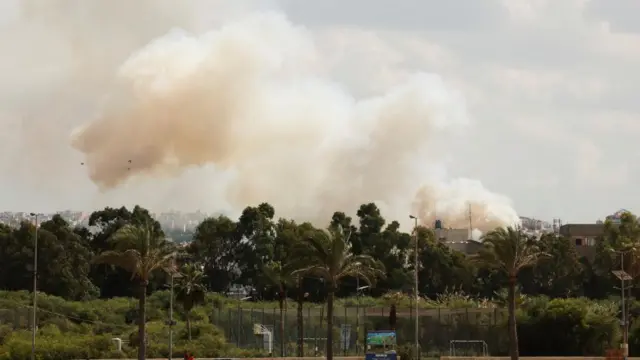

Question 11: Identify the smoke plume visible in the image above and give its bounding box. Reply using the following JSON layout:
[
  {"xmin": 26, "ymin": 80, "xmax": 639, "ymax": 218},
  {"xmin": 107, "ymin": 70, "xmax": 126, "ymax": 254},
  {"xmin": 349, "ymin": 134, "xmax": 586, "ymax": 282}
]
[{"xmin": 1, "ymin": 0, "xmax": 520, "ymax": 231}]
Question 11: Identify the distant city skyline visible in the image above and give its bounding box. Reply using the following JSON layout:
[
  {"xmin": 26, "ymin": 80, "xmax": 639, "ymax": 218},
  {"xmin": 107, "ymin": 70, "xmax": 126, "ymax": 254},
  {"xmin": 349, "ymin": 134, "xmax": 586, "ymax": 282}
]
[{"xmin": 1, "ymin": 208, "xmax": 633, "ymax": 229}]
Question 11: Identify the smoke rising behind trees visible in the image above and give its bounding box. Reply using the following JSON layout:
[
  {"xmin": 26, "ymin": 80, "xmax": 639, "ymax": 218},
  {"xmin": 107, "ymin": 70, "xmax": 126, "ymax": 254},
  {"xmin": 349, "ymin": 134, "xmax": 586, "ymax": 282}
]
[{"xmin": 0, "ymin": 1, "xmax": 519, "ymax": 231}]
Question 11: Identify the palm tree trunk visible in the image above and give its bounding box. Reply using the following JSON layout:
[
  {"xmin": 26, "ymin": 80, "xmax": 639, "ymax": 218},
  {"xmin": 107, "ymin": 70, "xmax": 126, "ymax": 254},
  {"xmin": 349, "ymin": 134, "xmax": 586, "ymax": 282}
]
[
  {"xmin": 279, "ymin": 288, "xmax": 285, "ymax": 357},
  {"xmin": 507, "ymin": 275, "xmax": 519, "ymax": 360},
  {"xmin": 187, "ymin": 312, "xmax": 192, "ymax": 341},
  {"xmin": 138, "ymin": 281, "xmax": 147, "ymax": 360},
  {"xmin": 297, "ymin": 286, "xmax": 304, "ymax": 357},
  {"xmin": 326, "ymin": 289, "xmax": 335, "ymax": 360}
]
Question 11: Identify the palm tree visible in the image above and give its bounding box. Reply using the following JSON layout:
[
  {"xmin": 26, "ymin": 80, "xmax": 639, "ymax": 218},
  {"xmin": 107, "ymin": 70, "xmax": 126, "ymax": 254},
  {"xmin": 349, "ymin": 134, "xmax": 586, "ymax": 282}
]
[
  {"xmin": 295, "ymin": 275, "xmax": 309, "ymax": 357},
  {"xmin": 472, "ymin": 226, "xmax": 547, "ymax": 360},
  {"xmin": 262, "ymin": 260, "xmax": 297, "ymax": 357},
  {"xmin": 295, "ymin": 226, "xmax": 384, "ymax": 360},
  {"xmin": 175, "ymin": 263, "xmax": 207, "ymax": 341},
  {"xmin": 93, "ymin": 221, "xmax": 175, "ymax": 360}
]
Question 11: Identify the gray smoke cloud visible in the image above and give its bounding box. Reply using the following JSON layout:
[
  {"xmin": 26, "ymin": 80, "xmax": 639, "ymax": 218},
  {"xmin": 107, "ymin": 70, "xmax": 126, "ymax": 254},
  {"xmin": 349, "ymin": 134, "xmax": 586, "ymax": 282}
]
[{"xmin": 0, "ymin": 0, "xmax": 520, "ymax": 230}]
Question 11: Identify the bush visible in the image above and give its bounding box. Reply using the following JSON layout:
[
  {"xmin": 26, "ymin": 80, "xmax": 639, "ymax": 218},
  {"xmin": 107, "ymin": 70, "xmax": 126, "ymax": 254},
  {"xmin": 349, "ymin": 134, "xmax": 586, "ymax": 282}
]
[
  {"xmin": 0, "ymin": 290, "xmax": 633, "ymax": 358},
  {"xmin": 518, "ymin": 297, "xmax": 620, "ymax": 356},
  {"xmin": 0, "ymin": 330, "xmax": 114, "ymax": 360},
  {"xmin": 126, "ymin": 319, "xmax": 229, "ymax": 358}
]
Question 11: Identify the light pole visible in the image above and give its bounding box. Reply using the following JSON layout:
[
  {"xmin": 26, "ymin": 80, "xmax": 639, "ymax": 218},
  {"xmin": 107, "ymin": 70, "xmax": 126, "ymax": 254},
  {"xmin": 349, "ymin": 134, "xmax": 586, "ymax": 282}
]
[
  {"xmin": 356, "ymin": 284, "xmax": 369, "ymax": 355},
  {"xmin": 409, "ymin": 214, "xmax": 419, "ymax": 360},
  {"xmin": 29, "ymin": 213, "xmax": 39, "ymax": 360},
  {"xmin": 611, "ymin": 248, "xmax": 633, "ymax": 359},
  {"xmin": 168, "ymin": 271, "xmax": 182, "ymax": 360}
]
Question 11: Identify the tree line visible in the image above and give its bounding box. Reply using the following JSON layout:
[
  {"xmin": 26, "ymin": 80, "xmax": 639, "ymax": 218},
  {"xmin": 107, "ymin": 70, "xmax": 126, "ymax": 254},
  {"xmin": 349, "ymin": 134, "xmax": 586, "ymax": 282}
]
[
  {"xmin": 1, "ymin": 203, "xmax": 639, "ymax": 360},
  {"xmin": 0, "ymin": 203, "xmax": 634, "ymax": 302}
]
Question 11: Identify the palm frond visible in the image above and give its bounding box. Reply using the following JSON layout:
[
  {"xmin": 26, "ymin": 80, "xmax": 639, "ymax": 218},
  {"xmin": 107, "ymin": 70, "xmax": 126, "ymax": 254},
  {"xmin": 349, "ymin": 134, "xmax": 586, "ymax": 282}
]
[
  {"xmin": 92, "ymin": 250, "xmax": 140, "ymax": 275},
  {"xmin": 294, "ymin": 264, "xmax": 331, "ymax": 281},
  {"xmin": 474, "ymin": 226, "xmax": 546, "ymax": 276},
  {"xmin": 95, "ymin": 221, "xmax": 176, "ymax": 281},
  {"xmin": 175, "ymin": 262, "xmax": 207, "ymax": 311}
]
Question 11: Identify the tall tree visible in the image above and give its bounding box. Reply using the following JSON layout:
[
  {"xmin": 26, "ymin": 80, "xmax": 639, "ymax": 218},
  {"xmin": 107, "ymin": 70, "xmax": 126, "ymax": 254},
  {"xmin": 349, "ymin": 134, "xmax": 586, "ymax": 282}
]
[
  {"xmin": 270, "ymin": 219, "xmax": 315, "ymax": 356},
  {"xmin": 175, "ymin": 263, "xmax": 207, "ymax": 341},
  {"xmin": 261, "ymin": 260, "xmax": 297, "ymax": 356},
  {"xmin": 586, "ymin": 212, "xmax": 640, "ymax": 298},
  {"xmin": 187, "ymin": 215, "xmax": 241, "ymax": 292},
  {"xmin": 93, "ymin": 220, "xmax": 175, "ymax": 360},
  {"xmin": 519, "ymin": 233, "xmax": 582, "ymax": 297},
  {"xmin": 472, "ymin": 227, "xmax": 547, "ymax": 360},
  {"xmin": 0, "ymin": 217, "xmax": 97, "ymax": 300},
  {"xmin": 418, "ymin": 239, "xmax": 475, "ymax": 298},
  {"xmin": 38, "ymin": 215, "xmax": 98, "ymax": 300},
  {"xmin": 296, "ymin": 226, "xmax": 384, "ymax": 360},
  {"xmin": 88, "ymin": 206, "xmax": 163, "ymax": 298},
  {"xmin": 236, "ymin": 203, "xmax": 277, "ymax": 290}
]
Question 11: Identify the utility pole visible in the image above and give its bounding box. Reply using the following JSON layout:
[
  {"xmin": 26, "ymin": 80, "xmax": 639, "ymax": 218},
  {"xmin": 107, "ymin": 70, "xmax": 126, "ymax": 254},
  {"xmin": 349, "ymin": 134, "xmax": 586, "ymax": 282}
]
[
  {"xmin": 356, "ymin": 283, "xmax": 369, "ymax": 356},
  {"xmin": 612, "ymin": 249, "xmax": 632, "ymax": 360},
  {"xmin": 468, "ymin": 203, "xmax": 473, "ymax": 240},
  {"xmin": 29, "ymin": 213, "xmax": 39, "ymax": 360},
  {"xmin": 168, "ymin": 257, "xmax": 182, "ymax": 360},
  {"xmin": 409, "ymin": 215, "xmax": 419, "ymax": 360},
  {"xmin": 169, "ymin": 272, "xmax": 175, "ymax": 360}
]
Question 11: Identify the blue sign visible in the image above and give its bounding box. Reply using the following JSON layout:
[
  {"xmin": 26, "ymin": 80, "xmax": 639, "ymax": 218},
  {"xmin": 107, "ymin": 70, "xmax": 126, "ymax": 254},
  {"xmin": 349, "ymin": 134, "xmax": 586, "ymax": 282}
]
[
  {"xmin": 365, "ymin": 331, "xmax": 397, "ymax": 360},
  {"xmin": 367, "ymin": 331, "xmax": 396, "ymax": 346}
]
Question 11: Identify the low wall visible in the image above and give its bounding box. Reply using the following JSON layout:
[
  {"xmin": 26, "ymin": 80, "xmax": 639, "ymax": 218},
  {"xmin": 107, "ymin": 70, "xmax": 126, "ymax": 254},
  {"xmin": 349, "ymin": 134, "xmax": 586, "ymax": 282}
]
[
  {"xmin": 442, "ymin": 357, "xmax": 638, "ymax": 360},
  {"xmin": 86, "ymin": 357, "xmax": 638, "ymax": 360},
  {"xmin": 84, "ymin": 357, "xmax": 365, "ymax": 360}
]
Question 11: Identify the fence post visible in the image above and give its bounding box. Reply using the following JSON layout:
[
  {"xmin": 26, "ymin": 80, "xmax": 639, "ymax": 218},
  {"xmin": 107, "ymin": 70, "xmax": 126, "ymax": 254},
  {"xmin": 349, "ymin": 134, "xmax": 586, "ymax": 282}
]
[
  {"xmin": 410, "ymin": 303, "xmax": 413, "ymax": 344},
  {"xmin": 357, "ymin": 302, "xmax": 360, "ymax": 356},
  {"xmin": 284, "ymin": 304, "xmax": 288, "ymax": 357},
  {"xmin": 314, "ymin": 311, "xmax": 318, "ymax": 357},
  {"xmin": 307, "ymin": 306, "xmax": 311, "ymax": 357},
  {"xmin": 466, "ymin": 308, "xmax": 470, "ymax": 341},
  {"xmin": 250, "ymin": 307, "xmax": 256, "ymax": 349},
  {"xmin": 239, "ymin": 304, "xmax": 243, "ymax": 348},
  {"xmin": 262, "ymin": 307, "xmax": 266, "ymax": 353},
  {"xmin": 344, "ymin": 306, "xmax": 348, "ymax": 356},
  {"xmin": 363, "ymin": 306, "xmax": 367, "ymax": 349}
]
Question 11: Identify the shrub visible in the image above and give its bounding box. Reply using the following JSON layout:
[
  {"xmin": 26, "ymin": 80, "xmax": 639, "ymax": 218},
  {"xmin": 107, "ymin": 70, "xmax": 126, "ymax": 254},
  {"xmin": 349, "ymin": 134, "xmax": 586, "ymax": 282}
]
[{"xmin": 518, "ymin": 297, "xmax": 620, "ymax": 356}]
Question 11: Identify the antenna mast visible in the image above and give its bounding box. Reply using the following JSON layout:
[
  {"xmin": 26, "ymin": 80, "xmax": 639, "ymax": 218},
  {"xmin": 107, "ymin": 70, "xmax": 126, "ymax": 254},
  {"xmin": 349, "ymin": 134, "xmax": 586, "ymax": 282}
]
[{"xmin": 468, "ymin": 203, "xmax": 473, "ymax": 240}]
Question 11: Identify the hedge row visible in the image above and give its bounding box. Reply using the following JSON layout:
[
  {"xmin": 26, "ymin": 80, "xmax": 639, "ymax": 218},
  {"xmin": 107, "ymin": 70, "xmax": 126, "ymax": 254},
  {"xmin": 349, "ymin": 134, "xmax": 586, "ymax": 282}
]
[{"xmin": 0, "ymin": 291, "xmax": 637, "ymax": 358}]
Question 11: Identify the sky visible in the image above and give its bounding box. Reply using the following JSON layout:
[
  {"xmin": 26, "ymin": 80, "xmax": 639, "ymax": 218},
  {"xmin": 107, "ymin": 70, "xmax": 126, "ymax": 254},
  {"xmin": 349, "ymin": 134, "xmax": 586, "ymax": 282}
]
[{"xmin": 0, "ymin": 0, "xmax": 638, "ymax": 225}]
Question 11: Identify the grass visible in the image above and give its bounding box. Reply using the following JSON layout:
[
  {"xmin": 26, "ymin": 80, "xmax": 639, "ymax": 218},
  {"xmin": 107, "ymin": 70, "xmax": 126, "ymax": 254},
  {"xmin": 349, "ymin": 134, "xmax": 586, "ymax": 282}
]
[{"xmin": 217, "ymin": 289, "xmax": 500, "ymax": 311}]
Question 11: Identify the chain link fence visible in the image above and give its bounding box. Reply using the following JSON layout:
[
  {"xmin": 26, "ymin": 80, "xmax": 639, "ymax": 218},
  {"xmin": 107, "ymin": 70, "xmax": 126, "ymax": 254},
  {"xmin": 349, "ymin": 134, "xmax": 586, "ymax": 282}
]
[
  {"xmin": 0, "ymin": 304, "xmax": 510, "ymax": 357},
  {"xmin": 210, "ymin": 306, "xmax": 509, "ymax": 357}
]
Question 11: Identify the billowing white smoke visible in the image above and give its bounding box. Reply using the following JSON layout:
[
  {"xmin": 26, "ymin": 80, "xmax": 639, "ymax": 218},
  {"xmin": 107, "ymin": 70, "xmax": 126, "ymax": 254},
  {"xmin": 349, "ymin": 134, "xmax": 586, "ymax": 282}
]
[{"xmin": 2, "ymin": 1, "xmax": 520, "ymax": 230}]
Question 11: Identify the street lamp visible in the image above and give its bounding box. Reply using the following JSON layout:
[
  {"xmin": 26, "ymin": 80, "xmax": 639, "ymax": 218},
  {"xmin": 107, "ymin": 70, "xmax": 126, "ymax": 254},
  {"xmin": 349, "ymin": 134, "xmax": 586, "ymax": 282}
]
[
  {"xmin": 356, "ymin": 284, "xmax": 369, "ymax": 355},
  {"xmin": 168, "ymin": 271, "xmax": 182, "ymax": 360},
  {"xmin": 409, "ymin": 215, "xmax": 419, "ymax": 360},
  {"xmin": 610, "ymin": 248, "xmax": 634, "ymax": 358},
  {"xmin": 29, "ymin": 213, "xmax": 39, "ymax": 360}
]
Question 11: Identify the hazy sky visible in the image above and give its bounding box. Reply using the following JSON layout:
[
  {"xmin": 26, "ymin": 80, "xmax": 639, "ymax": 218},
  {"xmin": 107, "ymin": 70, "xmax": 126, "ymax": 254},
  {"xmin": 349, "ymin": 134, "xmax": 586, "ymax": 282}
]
[
  {"xmin": 277, "ymin": 0, "xmax": 638, "ymax": 223},
  {"xmin": 0, "ymin": 0, "xmax": 637, "ymax": 224}
]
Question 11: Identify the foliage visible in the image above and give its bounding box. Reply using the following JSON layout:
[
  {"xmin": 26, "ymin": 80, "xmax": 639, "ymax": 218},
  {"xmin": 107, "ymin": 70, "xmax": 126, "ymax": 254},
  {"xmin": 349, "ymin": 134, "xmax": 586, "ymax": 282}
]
[
  {"xmin": 0, "ymin": 291, "xmax": 242, "ymax": 359},
  {"xmin": 175, "ymin": 263, "xmax": 207, "ymax": 341},
  {"xmin": 93, "ymin": 220, "xmax": 177, "ymax": 360},
  {"xmin": 2, "ymin": 204, "xmax": 640, "ymax": 357},
  {"xmin": 3, "ymin": 203, "xmax": 630, "ymax": 304},
  {"xmin": 518, "ymin": 297, "xmax": 620, "ymax": 356}
]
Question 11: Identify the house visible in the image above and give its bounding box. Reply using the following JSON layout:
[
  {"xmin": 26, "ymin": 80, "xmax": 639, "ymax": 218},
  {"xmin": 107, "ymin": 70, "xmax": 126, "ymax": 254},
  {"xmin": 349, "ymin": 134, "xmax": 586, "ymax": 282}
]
[
  {"xmin": 558, "ymin": 223, "xmax": 604, "ymax": 260},
  {"xmin": 434, "ymin": 228, "xmax": 483, "ymax": 255}
]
